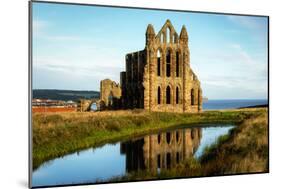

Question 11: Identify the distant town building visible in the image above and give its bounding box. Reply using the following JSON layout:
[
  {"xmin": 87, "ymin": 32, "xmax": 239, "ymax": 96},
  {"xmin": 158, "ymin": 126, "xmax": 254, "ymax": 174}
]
[{"xmin": 32, "ymin": 99, "xmax": 77, "ymax": 113}]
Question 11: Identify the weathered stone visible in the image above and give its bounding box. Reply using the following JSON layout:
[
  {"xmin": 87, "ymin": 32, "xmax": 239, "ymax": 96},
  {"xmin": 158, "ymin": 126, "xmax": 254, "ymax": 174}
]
[
  {"xmin": 100, "ymin": 20, "xmax": 202, "ymax": 112},
  {"xmin": 77, "ymin": 99, "xmax": 101, "ymax": 112},
  {"xmin": 100, "ymin": 79, "xmax": 122, "ymax": 110}
]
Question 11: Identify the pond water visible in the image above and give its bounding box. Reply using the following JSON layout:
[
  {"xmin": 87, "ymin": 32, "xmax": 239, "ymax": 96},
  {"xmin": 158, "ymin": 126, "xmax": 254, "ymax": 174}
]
[{"xmin": 32, "ymin": 124, "xmax": 234, "ymax": 187}]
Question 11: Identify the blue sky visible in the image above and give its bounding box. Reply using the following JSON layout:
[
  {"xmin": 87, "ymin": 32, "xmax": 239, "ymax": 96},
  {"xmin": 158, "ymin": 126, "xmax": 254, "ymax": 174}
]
[{"xmin": 32, "ymin": 2, "xmax": 268, "ymax": 99}]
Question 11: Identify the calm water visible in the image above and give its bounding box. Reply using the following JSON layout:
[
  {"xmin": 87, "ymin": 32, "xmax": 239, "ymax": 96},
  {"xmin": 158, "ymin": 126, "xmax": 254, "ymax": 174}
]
[
  {"xmin": 203, "ymin": 99, "xmax": 268, "ymax": 110},
  {"xmin": 32, "ymin": 124, "xmax": 234, "ymax": 187}
]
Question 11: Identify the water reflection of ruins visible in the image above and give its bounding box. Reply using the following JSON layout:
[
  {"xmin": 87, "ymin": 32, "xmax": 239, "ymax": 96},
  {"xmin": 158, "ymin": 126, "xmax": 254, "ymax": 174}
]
[{"xmin": 120, "ymin": 127, "xmax": 202, "ymax": 173}]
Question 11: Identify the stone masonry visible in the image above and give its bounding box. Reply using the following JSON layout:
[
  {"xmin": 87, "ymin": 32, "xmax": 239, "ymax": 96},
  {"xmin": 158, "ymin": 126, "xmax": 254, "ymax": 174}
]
[
  {"xmin": 100, "ymin": 20, "xmax": 202, "ymax": 112},
  {"xmin": 100, "ymin": 79, "xmax": 122, "ymax": 110}
]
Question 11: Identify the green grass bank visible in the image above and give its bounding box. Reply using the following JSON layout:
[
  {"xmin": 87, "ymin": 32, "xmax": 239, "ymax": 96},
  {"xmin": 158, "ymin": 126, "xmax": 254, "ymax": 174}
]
[{"xmin": 32, "ymin": 108, "xmax": 267, "ymax": 170}]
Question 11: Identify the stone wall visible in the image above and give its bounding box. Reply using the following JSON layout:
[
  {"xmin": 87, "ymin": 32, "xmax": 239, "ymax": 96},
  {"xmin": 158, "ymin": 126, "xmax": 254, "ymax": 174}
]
[
  {"xmin": 77, "ymin": 99, "xmax": 101, "ymax": 112},
  {"xmin": 100, "ymin": 79, "xmax": 122, "ymax": 110},
  {"xmin": 143, "ymin": 20, "xmax": 203, "ymax": 112},
  {"xmin": 100, "ymin": 20, "xmax": 203, "ymax": 113},
  {"xmin": 120, "ymin": 50, "xmax": 146, "ymax": 109},
  {"xmin": 77, "ymin": 99, "xmax": 92, "ymax": 112}
]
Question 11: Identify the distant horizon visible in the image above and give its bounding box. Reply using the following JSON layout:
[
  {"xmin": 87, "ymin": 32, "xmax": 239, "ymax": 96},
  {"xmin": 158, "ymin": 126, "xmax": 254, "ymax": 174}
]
[{"xmin": 32, "ymin": 88, "xmax": 268, "ymax": 101}]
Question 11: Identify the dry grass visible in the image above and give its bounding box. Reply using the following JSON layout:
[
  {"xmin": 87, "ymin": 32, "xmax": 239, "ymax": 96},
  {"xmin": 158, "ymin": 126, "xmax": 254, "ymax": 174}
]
[
  {"xmin": 107, "ymin": 109, "xmax": 268, "ymax": 182},
  {"xmin": 198, "ymin": 109, "xmax": 268, "ymax": 175},
  {"xmin": 32, "ymin": 108, "xmax": 267, "ymax": 170}
]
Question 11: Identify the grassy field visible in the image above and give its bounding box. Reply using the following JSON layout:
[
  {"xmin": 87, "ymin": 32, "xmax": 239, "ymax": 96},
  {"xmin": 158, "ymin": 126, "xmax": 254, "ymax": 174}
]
[
  {"xmin": 110, "ymin": 108, "xmax": 268, "ymax": 181},
  {"xmin": 32, "ymin": 108, "xmax": 267, "ymax": 170},
  {"xmin": 199, "ymin": 108, "xmax": 268, "ymax": 175}
]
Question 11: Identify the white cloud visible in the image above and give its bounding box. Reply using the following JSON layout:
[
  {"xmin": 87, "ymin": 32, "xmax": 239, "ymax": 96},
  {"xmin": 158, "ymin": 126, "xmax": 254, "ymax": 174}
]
[
  {"xmin": 34, "ymin": 57, "xmax": 121, "ymax": 75},
  {"xmin": 191, "ymin": 42, "xmax": 268, "ymax": 99},
  {"xmin": 227, "ymin": 15, "xmax": 266, "ymax": 30},
  {"xmin": 33, "ymin": 55, "xmax": 123, "ymax": 91}
]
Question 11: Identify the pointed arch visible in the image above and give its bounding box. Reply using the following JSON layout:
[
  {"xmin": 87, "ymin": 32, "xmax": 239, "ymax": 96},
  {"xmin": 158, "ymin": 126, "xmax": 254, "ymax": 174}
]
[
  {"xmin": 166, "ymin": 27, "xmax": 171, "ymax": 43},
  {"xmin": 161, "ymin": 32, "xmax": 165, "ymax": 43},
  {"xmin": 191, "ymin": 88, "xmax": 195, "ymax": 105},
  {"xmin": 157, "ymin": 49, "xmax": 161, "ymax": 76},
  {"xmin": 176, "ymin": 86, "xmax": 180, "ymax": 104},
  {"xmin": 158, "ymin": 134, "xmax": 161, "ymax": 144},
  {"xmin": 157, "ymin": 86, "xmax": 161, "ymax": 104},
  {"xmin": 166, "ymin": 152, "xmax": 171, "ymax": 169},
  {"xmin": 176, "ymin": 51, "xmax": 180, "ymax": 77},
  {"xmin": 166, "ymin": 86, "xmax": 171, "ymax": 104},
  {"xmin": 173, "ymin": 33, "xmax": 177, "ymax": 43},
  {"xmin": 166, "ymin": 49, "xmax": 171, "ymax": 77}
]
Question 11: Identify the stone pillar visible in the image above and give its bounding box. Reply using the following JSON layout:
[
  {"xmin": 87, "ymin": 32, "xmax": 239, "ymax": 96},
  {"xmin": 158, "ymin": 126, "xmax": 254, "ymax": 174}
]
[
  {"xmin": 171, "ymin": 50, "xmax": 175, "ymax": 79},
  {"xmin": 198, "ymin": 88, "xmax": 202, "ymax": 111},
  {"xmin": 143, "ymin": 50, "xmax": 150, "ymax": 110},
  {"xmin": 171, "ymin": 51, "xmax": 176, "ymax": 106},
  {"xmin": 161, "ymin": 50, "xmax": 163, "ymax": 78},
  {"xmin": 194, "ymin": 86, "xmax": 198, "ymax": 106},
  {"xmin": 185, "ymin": 49, "xmax": 192, "ymax": 112},
  {"xmin": 182, "ymin": 50, "xmax": 188, "ymax": 112},
  {"xmin": 149, "ymin": 50, "xmax": 155, "ymax": 110}
]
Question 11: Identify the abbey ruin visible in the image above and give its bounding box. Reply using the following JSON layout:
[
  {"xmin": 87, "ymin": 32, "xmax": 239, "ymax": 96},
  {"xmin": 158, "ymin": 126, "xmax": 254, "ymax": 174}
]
[{"xmin": 100, "ymin": 20, "xmax": 202, "ymax": 113}]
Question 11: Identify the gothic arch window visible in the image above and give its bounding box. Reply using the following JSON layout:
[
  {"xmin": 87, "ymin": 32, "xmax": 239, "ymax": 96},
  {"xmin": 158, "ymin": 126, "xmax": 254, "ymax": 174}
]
[
  {"xmin": 161, "ymin": 32, "xmax": 165, "ymax": 43},
  {"xmin": 176, "ymin": 51, "xmax": 180, "ymax": 77},
  {"xmin": 176, "ymin": 87, "xmax": 180, "ymax": 104},
  {"xmin": 166, "ymin": 153, "xmax": 171, "ymax": 169},
  {"xmin": 166, "ymin": 49, "xmax": 171, "ymax": 77},
  {"xmin": 176, "ymin": 152, "xmax": 180, "ymax": 163},
  {"xmin": 157, "ymin": 154, "xmax": 161, "ymax": 168},
  {"xmin": 176, "ymin": 131, "xmax": 179, "ymax": 142},
  {"xmin": 166, "ymin": 86, "xmax": 171, "ymax": 104},
  {"xmin": 157, "ymin": 50, "xmax": 161, "ymax": 76},
  {"xmin": 157, "ymin": 86, "xmax": 161, "ymax": 104},
  {"xmin": 173, "ymin": 34, "xmax": 177, "ymax": 43},
  {"xmin": 166, "ymin": 27, "xmax": 171, "ymax": 43},
  {"xmin": 191, "ymin": 89, "xmax": 195, "ymax": 105},
  {"xmin": 158, "ymin": 134, "xmax": 161, "ymax": 144},
  {"xmin": 166, "ymin": 132, "xmax": 171, "ymax": 144}
]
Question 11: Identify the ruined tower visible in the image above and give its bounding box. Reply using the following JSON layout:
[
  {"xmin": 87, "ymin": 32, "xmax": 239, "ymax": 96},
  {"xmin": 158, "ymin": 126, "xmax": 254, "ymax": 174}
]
[{"xmin": 101, "ymin": 20, "xmax": 202, "ymax": 112}]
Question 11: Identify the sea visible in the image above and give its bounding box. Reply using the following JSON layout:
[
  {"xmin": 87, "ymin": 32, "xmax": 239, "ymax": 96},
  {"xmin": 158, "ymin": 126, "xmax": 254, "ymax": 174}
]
[{"xmin": 203, "ymin": 99, "xmax": 268, "ymax": 110}]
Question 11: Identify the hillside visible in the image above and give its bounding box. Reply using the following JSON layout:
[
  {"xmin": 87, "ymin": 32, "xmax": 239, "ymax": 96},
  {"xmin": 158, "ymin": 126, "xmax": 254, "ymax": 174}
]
[{"xmin": 33, "ymin": 89, "xmax": 100, "ymax": 102}]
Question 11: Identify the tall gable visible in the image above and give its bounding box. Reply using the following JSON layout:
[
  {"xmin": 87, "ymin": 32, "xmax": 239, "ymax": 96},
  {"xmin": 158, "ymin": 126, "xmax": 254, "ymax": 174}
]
[{"xmin": 155, "ymin": 19, "xmax": 179, "ymax": 44}]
